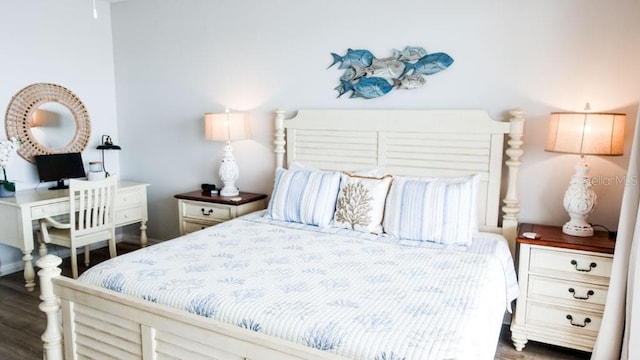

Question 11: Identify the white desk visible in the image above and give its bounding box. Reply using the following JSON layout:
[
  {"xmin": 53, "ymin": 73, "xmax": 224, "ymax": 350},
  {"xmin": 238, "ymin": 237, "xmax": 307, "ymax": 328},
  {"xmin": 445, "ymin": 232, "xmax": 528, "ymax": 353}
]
[{"xmin": 0, "ymin": 181, "xmax": 149, "ymax": 291}]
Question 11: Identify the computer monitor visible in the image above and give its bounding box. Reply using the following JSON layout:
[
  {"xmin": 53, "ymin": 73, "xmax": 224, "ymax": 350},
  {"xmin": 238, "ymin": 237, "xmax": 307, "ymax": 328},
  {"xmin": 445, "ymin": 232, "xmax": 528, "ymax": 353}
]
[{"xmin": 34, "ymin": 152, "xmax": 87, "ymax": 190}]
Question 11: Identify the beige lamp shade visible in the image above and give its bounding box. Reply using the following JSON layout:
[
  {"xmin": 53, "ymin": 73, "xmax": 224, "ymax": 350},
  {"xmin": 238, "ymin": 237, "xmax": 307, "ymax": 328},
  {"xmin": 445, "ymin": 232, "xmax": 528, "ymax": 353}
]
[
  {"xmin": 204, "ymin": 112, "xmax": 251, "ymax": 142},
  {"xmin": 545, "ymin": 112, "xmax": 626, "ymax": 156}
]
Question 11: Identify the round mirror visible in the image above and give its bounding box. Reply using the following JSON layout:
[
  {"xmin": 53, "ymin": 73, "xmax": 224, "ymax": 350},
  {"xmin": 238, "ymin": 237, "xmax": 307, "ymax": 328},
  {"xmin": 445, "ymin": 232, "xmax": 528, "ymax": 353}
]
[
  {"xmin": 30, "ymin": 102, "xmax": 77, "ymax": 149},
  {"xmin": 5, "ymin": 83, "xmax": 91, "ymax": 163}
]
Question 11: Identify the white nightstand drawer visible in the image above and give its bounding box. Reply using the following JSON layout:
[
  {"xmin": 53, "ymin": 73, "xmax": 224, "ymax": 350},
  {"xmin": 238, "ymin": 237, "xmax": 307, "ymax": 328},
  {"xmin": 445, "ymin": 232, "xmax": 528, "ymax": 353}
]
[
  {"xmin": 529, "ymin": 247, "xmax": 612, "ymax": 282},
  {"xmin": 182, "ymin": 220, "xmax": 221, "ymax": 234},
  {"xmin": 528, "ymin": 275, "xmax": 608, "ymax": 308},
  {"xmin": 526, "ymin": 301, "xmax": 602, "ymax": 336},
  {"xmin": 176, "ymin": 191, "xmax": 267, "ymax": 236},
  {"xmin": 182, "ymin": 201, "xmax": 232, "ymax": 221}
]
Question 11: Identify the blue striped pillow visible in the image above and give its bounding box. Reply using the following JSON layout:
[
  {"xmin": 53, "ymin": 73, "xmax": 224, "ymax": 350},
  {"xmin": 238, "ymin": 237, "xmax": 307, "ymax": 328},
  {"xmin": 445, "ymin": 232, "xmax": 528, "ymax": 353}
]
[
  {"xmin": 383, "ymin": 174, "xmax": 480, "ymax": 245},
  {"xmin": 266, "ymin": 168, "xmax": 341, "ymax": 226}
]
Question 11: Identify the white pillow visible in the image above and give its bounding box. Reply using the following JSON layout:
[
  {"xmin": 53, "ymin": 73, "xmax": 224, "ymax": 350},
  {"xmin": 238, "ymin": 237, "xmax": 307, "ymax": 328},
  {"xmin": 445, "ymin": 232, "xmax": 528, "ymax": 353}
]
[
  {"xmin": 288, "ymin": 161, "xmax": 318, "ymax": 172},
  {"xmin": 288, "ymin": 161, "xmax": 378, "ymax": 177},
  {"xmin": 266, "ymin": 168, "xmax": 341, "ymax": 226},
  {"xmin": 333, "ymin": 173, "xmax": 393, "ymax": 234},
  {"xmin": 383, "ymin": 174, "xmax": 480, "ymax": 245}
]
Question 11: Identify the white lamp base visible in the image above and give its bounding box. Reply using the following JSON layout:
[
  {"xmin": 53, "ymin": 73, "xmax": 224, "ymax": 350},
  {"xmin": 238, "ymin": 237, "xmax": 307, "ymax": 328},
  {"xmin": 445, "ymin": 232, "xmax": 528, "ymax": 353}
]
[
  {"xmin": 561, "ymin": 157, "xmax": 596, "ymax": 237},
  {"xmin": 562, "ymin": 222, "xmax": 594, "ymax": 237},
  {"xmin": 220, "ymin": 186, "xmax": 239, "ymax": 197},
  {"xmin": 218, "ymin": 141, "xmax": 240, "ymax": 197}
]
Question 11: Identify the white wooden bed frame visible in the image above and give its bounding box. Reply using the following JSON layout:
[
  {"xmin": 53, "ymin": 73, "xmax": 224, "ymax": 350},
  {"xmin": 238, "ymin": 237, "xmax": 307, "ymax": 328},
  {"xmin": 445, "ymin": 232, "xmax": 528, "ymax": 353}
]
[{"xmin": 37, "ymin": 108, "xmax": 525, "ymax": 360}]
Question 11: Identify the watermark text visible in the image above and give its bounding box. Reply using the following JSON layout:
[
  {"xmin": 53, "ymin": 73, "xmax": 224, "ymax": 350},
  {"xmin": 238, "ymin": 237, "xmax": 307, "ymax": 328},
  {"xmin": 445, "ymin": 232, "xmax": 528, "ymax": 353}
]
[{"xmin": 590, "ymin": 175, "xmax": 638, "ymax": 187}]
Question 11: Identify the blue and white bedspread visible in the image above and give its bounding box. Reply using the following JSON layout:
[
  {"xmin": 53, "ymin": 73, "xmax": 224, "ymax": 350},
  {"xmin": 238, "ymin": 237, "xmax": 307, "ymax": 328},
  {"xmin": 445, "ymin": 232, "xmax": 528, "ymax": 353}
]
[{"xmin": 79, "ymin": 213, "xmax": 518, "ymax": 360}]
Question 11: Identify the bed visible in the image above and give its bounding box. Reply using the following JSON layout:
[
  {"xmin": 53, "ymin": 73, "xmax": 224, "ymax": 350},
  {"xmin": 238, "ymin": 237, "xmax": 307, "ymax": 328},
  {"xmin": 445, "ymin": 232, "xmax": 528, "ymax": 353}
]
[{"xmin": 37, "ymin": 108, "xmax": 525, "ymax": 360}]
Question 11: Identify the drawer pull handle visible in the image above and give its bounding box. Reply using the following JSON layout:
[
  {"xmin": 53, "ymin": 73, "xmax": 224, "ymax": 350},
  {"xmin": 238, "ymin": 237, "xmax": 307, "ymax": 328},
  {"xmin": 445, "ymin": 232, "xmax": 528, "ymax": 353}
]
[
  {"xmin": 568, "ymin": 288, "xmax": 595, "ymax": 300},
  {"xmin": 571, "ymin": 260, "xmax": 597, "ymax": 272},
  {"xmin": 566, "ymin": 314, "xmax": 591, "ymax": 327},
  {"xmin": 201, "ymin": 208, "xmax": 214, "ymax": 216}
]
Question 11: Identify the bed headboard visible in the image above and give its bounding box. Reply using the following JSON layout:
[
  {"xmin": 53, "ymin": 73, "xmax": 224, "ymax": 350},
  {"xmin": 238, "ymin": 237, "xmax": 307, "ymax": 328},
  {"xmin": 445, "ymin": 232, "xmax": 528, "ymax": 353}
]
[{"xmin": 273, "ymin": 109, "xmax": 525, "ymax": 254}]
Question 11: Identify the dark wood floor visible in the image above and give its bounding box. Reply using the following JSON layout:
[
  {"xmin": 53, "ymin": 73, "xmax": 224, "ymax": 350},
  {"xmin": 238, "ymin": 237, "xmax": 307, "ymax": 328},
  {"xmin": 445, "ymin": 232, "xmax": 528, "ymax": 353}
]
[
  {"xmin": 0, "ymin": 242, "xmax": 140, "ymax": 360},
  {"xmin": 0, "ymin": 243, "xmax": 591, "ymax": 360}
]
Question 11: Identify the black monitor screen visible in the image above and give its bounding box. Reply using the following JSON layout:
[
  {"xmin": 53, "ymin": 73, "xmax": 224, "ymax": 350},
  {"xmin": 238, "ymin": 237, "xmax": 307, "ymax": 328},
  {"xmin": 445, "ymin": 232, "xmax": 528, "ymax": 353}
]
[{"xmin": 34, "ymin": 152, "xmax": 86, "ymax": 190}]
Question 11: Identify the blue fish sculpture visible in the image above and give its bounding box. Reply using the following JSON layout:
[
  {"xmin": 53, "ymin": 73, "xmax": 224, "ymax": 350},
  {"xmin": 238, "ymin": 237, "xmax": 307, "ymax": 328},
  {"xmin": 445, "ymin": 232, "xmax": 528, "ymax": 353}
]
[
  {"xmin": 329, "ymin": 49, "xmax": 375, "ymax": 69},
  {"xmin": 395, "ymin": 74, "xmax": 426, "ymax": 89},
  {"xmin": 365, "ymin": 57, "xmax": 405, "ymax": 78},
  {"xmin": 402, "ymin": 52, "xmax": 454, "ymax": 76},
  {"xmin": 338, "ymin": 77, "xmax": 392, "ymax": 99},
  {"xmin": 340, "ymin": 66, "xmax": 366, "ymax": 82},
  {"xmin": 392, "ymin": 46, "xmax": 428, "ymax": 62}
]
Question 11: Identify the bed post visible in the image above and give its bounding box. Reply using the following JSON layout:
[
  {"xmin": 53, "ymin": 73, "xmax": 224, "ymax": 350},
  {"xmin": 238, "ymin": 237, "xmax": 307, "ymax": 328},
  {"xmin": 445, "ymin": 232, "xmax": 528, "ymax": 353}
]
[
  {"xmin": 274, "ymin": 109, "xmax": 286, "ymax": 169},
  {"xmin": 502, "ymin": 109, "xmax": 525, "ymax": 256},
  {"xmin": 36, "ymin": 254, "xmax": 63, "ymax": 360}
]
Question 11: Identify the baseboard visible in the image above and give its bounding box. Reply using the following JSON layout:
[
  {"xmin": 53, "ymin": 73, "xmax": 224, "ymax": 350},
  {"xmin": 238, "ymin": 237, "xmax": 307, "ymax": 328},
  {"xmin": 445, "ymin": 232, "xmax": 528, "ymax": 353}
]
[
  {"xmin": 0, "ymin": 233, "xmax": 160, "ymax": 276},
  {"xmin": 121, "ymin": 233, "xmax": 161, "ymax": 246},
  {"xmin": 0, "ymin": 259, "xmax": 25, "ymax": 276}
]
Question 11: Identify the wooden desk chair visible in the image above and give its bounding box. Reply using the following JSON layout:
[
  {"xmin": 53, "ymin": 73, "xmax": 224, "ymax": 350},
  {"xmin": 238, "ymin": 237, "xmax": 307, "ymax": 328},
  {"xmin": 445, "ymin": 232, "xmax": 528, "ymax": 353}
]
[{"xmin": 38, "ymin": 177, "xmax": 118, "ymax": 278}]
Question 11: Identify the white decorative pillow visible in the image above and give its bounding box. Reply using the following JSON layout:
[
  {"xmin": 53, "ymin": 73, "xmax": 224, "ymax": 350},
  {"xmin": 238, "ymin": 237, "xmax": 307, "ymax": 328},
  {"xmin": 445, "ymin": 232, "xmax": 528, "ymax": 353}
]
[
  {"xmin": 383, "ymin": 174, "xmax": 480, "ymax": 245},
  {"xmin": 333, "ymin": 173, "xmax": 393, "ymax": 234},
  {"xmin": 266, "ymin": 168, "xmax": 341, "ymax": 226},
  {"xmin": 288, "ymin": 161, "xmax": 318, "ymax": 172},
  {"xmin": 288, "ymin": 161, "xmax": 378, "ymax": 177}
]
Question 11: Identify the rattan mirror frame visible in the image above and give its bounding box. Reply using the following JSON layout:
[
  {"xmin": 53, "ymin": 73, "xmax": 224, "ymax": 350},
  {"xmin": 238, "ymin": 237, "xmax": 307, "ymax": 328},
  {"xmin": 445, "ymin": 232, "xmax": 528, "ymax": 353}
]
[{"xmin": 5, "ymin": 83, "xmax": 91, "ymax": 163}]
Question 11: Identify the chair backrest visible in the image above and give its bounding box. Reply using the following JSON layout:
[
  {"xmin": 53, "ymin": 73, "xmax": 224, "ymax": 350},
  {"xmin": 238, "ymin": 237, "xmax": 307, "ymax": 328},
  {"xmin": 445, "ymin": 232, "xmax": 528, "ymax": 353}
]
[{"xmin": 68, "ymin": 177, "xmax": 118, "ymax": 236}]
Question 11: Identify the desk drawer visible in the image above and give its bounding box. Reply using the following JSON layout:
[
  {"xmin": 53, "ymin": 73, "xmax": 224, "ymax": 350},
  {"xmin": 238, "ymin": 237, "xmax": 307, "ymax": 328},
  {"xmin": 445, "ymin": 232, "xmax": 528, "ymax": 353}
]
[
  {"xmin": 181, "ymin": 201, "xmax": 232, "ymax": 221},
  {"xmin": 116, "ymin": 188, "xmax": 143, "ymax": 209},
  {"xmin": 31, "ymin": 202, "xmax": 69, "ymax": 219},
  {"xmin": 115, "ymin": 206, "xmax": 143, "ymax": 225},
  {"xmin": 31, "ymin": 187, "xmax": 145, "ymax": 219}
]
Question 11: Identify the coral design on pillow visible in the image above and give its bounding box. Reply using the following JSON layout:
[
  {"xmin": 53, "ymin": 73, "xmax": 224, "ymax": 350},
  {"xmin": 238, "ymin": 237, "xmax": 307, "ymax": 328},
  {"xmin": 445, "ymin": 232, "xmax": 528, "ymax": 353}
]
[
  {"xmin": 335, "ymin": 182, "xmax": 373, "ymax": 230},
  {"xmin": 333, "ymin": 173, "xmax": 392, "ymax": 234}
]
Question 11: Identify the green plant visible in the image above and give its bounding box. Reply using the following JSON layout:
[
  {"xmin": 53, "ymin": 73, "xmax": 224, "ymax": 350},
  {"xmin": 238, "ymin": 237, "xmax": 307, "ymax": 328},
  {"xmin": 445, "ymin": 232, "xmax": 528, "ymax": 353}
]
[
  {"xmin": 0, "ymin": 138, "xmax": 19, "ymax": 192},
  {"xmin": 2, "ymin": 169, "xmax": 15, "ymax": 192}
]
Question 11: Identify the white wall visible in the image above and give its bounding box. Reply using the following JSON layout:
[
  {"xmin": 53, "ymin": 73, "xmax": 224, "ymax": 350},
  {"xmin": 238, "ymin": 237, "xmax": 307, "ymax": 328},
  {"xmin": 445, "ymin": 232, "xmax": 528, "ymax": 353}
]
[
  {"xmin": 1, "ymin": 0, "xmax": 639, "ymax": 274},
  {"xmin": 111, "ymin": 0, "xmax": 640, "ymax": 241},
  {"xmin": 0, "ymin": 0, "xmax": 119, "ymax": 273}
]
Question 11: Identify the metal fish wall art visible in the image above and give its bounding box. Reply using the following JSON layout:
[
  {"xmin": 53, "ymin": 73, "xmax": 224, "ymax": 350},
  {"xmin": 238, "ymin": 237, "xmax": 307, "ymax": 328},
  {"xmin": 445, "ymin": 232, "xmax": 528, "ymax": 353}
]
[
  {"xmin": 329, "ymin": 49, "xmax": 375, "ymax": 69},
  {"xmin": 328, "ymin": 46, "xmax": 454, "ymax": 99},
  {"xmin": 338, "ymin": 76, "xmax": 393, "ymax": 99}
]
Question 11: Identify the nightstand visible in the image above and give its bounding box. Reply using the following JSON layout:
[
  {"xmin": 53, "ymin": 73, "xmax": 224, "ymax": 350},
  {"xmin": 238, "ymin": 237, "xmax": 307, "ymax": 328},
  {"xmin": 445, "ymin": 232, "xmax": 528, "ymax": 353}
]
[
  {"xmin": 174, "ymin": 191, "xmax": 268, "ymax": 235},
  {"xmin": 510, "ymin": 223, "xmax": 615, "ymax": 352}
]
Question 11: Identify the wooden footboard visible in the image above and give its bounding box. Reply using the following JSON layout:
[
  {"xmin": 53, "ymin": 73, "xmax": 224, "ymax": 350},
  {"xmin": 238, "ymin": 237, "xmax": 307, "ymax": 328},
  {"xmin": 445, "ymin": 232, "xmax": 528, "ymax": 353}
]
[{"xmin": 36, "ymin": 255, "xmax": 348, "ymax": 360}]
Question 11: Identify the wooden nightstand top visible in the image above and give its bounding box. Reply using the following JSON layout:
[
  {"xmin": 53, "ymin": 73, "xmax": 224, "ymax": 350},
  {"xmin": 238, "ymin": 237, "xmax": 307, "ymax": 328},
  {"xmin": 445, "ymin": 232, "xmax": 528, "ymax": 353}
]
[
  {"xmin": 174, "ymin": 191, "xmax": 267, "ymax": 206},
  {"xmin": 518, "ymin": 223, "xmax": 615, "ymax": 254}
]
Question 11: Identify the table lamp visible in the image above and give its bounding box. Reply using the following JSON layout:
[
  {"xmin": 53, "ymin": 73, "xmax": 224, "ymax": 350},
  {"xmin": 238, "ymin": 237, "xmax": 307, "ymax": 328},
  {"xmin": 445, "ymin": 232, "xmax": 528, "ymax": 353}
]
[
  {"xmin": 204, "ymin": 109, "xmax": 250, "ymax": 197},
  {"xmin": 545, "ymin": 109, "xmax": 625, "ymax": 236}
]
